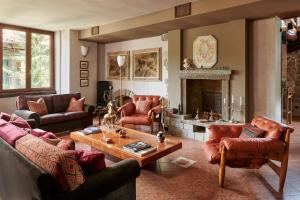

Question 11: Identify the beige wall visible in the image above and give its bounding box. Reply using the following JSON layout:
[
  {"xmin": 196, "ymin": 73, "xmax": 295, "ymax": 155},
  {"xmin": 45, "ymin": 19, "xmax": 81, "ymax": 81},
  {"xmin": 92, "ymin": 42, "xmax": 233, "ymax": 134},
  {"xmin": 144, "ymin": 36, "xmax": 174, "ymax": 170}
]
[
  {"xmin": 0, "ymin": 97, "xmax": 17, "ymax": 114},
  {"xmin": 181, "ymin": 19, "xmax": 247, "ymax": 121},
  {"xmin": 69, "ymin": 30, "xmax": 98, "ymax": 106},
  {"xmin": 101, "ymin": 36, "xmax": 168, "ymax": 97},
  {"xmin": 248, "ymin": 17, "xmax": 282, "ymax": 121}
]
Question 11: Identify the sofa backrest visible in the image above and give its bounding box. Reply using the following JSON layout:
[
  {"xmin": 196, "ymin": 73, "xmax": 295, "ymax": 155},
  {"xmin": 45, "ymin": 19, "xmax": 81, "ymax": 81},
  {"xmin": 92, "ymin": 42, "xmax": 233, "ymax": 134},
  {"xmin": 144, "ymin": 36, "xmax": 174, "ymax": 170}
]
[
  {"xmin": 251, "ymin": 116, "xmax": 293, "ymax": 140},
  {"xmin": 16, "ymin": 93, "xmax": 81, "ymax": 114},
  {"xmin": 132, "ymin": 95, "xmax": 160, "ymax": 108},
  {"xmin": 52, "ymin": 93, "xmax": 81, "ymax": 113}
]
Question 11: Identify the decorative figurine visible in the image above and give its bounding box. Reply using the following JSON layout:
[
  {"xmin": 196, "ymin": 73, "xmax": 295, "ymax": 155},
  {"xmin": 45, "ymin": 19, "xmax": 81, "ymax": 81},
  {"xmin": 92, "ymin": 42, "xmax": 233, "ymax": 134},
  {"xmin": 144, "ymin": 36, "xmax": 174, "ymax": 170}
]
[
  {"xmin": 194, "ymin": 108, "xmax": 199, "ymax": 120},
  {"xmin": 209, "ymin": 110, "xmax": 214, "ymax": 121},
  {"xmin": 119, "ymin": 129, "xmax": 127, "ymax": 138},
  {"xmin": 157, "ymin": 131, "xmax": 165, "ymax": 143},
  {"xmin": 183, "ymin": 58, "xmax": 193, "ymax": 70},
  {"xmin": 103, "ymin": 101, "xmax": 117, "ymax": 128}
]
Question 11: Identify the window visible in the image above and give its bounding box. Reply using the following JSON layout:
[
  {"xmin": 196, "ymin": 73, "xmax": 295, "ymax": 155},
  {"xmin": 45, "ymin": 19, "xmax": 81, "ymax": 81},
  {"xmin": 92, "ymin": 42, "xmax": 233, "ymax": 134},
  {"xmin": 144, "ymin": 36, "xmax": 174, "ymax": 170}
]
[{"xmin": 0, "ymin": 24, "xmax": 54, "ymax": 97}]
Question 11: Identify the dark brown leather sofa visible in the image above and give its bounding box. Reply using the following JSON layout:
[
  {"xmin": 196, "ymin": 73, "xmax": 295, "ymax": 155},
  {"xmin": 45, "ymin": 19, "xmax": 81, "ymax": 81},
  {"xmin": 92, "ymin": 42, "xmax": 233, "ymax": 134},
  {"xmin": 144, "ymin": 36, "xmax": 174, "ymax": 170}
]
[{"xmin": 14, "ymin": 93, "xmax": 95, "ymax": 133}]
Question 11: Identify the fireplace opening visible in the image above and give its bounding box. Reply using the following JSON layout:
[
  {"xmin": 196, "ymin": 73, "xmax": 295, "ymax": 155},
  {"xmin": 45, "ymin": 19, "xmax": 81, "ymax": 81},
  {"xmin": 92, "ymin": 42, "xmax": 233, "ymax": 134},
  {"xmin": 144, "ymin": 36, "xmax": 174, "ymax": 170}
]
[{"xmin": 186, "ymin": 79, "xmax": 222, "ymax": 118}]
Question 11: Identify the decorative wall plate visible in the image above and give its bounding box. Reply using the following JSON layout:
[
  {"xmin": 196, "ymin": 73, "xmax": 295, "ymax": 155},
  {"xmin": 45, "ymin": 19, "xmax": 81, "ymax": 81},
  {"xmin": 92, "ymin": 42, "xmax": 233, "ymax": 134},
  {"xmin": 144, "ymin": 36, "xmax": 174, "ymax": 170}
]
[{"xmin": 193, "ymin": 35, "xmax": 217, "ymax": 68}]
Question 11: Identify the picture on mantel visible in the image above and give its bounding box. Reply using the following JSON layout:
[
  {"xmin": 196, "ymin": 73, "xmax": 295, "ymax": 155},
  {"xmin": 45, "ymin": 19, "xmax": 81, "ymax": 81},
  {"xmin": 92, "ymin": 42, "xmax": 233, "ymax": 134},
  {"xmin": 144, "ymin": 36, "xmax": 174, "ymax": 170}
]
[
  {"xmin": 107, "ymin": 51, "xmax": 130, "ymax": 79},
  {"xmin": 133, "ymin": 48, "xmax": 161, "ymax": 80}
]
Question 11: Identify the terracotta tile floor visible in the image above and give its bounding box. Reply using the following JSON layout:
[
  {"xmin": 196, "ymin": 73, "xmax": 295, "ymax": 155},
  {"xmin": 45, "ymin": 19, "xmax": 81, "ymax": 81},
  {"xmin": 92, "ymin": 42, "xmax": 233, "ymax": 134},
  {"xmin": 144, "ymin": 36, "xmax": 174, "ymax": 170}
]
[{"xmin": 88, "ymin": 119, "xmax": 300, "ymax": 200}]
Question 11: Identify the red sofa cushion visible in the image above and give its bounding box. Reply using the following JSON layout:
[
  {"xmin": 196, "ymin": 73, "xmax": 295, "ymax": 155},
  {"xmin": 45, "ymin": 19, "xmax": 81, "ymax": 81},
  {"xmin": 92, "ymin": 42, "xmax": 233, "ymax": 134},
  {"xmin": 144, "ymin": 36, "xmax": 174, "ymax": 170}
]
[
  {"xmin": 135, "ymin": 100, "xmax": 152, "ymax": 115},
  {"xmin": 15, "ymin": 134, "xmax": 85, "ymax": 191},
  {"xmin": 76, "ymin": 150, "xmax": 106, "ymax": 175},
  {"xmin": 120, "ymin": 114, "xmax": 152, "ymax": 125},
  {"xmin": 10, "ymin": 114, "xmax": 31, "ymax": 129},
  {"xmin": 0, "ymin": 119, "xmax": 27, "ymax": 147},
  {"xmin": 66, "ymin": 97, "xmax": 85, "ymax": 112}
]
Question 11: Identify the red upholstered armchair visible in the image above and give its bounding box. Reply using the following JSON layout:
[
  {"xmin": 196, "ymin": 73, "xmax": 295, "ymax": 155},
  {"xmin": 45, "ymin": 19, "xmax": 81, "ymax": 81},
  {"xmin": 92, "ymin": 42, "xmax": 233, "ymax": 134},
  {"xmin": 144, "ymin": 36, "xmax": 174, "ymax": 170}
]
[
  {"xmin": 203, "ymin": 116, "xmax": 294, "ymax": 191},
  {"xmin": 117, "ymin": 95, "xmax": 162, "ymax": 134}
]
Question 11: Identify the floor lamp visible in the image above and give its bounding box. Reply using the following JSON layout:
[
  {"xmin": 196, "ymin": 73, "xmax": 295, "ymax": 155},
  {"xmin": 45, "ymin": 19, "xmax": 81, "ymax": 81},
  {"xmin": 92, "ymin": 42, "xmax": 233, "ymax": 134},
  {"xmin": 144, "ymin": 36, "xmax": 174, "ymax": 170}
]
[{"xmin": 117, "ymin": 55, "xmax": 126, "ymax": 106}]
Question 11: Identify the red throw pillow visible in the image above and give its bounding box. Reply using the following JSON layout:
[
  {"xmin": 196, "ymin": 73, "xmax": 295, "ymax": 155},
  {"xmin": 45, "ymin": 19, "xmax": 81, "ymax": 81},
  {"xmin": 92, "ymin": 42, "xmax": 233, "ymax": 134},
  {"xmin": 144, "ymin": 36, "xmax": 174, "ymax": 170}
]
[
  {"xmin": 27, "ymin": 98, "xmax": 48, "ymax": 116},
  {"xmin": 76, "ymin": 150, "xmax": 106, "ymax": 175},
  {"xmin": 135, "ymin": 100, "xmax": 152, "ymax": 115},
  {"xmin": 0, "ymin": 112, "xmax": 11, "ymax": 122},
  {"xmin": 9, "ymin": 114, "xmax": 31, "ymax": 129},
  {"xmin": 57, "ymin": 139, "xmax": 75, "ymax": 151},
  {"xmin": 0, "ymin": 120, "xmax": 27, "ymax": 146},
  {"xmin": 30, "ymin": 128, "xmax": 48, "ymax": 137},
  {"xmin": 66, "ymin": 97, "xmax": 85, "ymax": 112},
  {"xmin": 240, "ymin": 124, "xmax": 265, "ymax": 138}
]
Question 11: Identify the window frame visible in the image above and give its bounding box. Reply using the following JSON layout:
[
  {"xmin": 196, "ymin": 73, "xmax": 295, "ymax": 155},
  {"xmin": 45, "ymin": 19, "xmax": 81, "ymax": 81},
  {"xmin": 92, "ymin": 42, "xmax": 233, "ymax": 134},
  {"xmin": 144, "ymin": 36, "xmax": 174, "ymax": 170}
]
[{"xmin": 0, "ymin": 23, "xmax": 55, "ymax": 97}]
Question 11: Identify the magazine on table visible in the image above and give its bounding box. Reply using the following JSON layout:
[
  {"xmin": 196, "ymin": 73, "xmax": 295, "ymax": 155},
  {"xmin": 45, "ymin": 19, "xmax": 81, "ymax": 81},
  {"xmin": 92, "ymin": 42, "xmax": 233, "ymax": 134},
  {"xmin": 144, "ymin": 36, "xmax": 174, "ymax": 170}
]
[
  {"xmin": 78, "ymin": 126, "xmax": 101, "ymax": 135},
  {"xmin": 123, "ymin": 141, "xmax": 157, "ymax": 156}
]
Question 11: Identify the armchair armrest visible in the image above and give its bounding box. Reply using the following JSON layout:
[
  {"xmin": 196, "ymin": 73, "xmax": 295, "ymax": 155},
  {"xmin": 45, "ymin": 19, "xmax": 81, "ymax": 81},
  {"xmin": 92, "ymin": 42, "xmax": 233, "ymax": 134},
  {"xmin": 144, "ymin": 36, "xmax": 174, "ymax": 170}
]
[
  {"xmin": 117, "ymin": 102, "xmax": 136, "ymax": 116},
  {"xmin": 14, "ymin": 110, "xmax": 40, "ymax": 126},
  {"xmin": 148, "ymin": 105, "xmax": 162, "ymax": 117},
  {"xmin": 84, "ymin": 104, "xmax": 95, "ymax": 115},
  {"xmin": 221, "ymin": 137, "xmax": 285, "ymax": 154},
  {"xmin": 208, "ymin": 124, "xmax": 246, "ymax": 142},
  {"xmin": 72, "ymin": 159, "xmax": 140, "ymax": 199}
]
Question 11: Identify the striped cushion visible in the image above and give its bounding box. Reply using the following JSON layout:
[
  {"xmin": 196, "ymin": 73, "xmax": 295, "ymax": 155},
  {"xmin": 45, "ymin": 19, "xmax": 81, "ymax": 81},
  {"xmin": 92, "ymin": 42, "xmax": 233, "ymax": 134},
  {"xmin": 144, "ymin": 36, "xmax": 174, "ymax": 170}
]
[
  {"xmin": 240, "ymin": 124, "xmax": 265, "ymax": 138},
  {"xmin": 27, "ymin": 98, "xmax": 48, "ymax": 116}
]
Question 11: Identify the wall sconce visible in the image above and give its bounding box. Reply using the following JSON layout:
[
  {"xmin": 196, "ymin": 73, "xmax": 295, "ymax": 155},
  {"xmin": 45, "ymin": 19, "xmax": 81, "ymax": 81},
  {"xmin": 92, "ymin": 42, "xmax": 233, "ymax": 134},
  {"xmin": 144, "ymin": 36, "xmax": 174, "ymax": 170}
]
[{"xmin": 80, "ymin": 45, "xmax": 89, "ymax": 57}]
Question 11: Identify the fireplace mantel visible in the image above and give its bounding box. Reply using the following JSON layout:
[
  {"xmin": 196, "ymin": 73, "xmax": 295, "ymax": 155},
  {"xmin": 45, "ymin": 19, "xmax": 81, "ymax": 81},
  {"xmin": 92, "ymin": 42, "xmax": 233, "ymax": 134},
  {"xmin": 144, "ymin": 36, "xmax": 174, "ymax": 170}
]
[{"xmin": 179, "ymin": 69, "xmax": 232, "ymax": 80}]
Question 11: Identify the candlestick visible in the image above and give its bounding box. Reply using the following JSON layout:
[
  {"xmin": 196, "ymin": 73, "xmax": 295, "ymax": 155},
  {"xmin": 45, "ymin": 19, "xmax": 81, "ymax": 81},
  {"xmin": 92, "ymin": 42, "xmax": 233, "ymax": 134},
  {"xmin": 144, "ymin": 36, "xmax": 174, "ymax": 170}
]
[
  {"xmin": 231, "ymin": 95, "xmax": 234, "ymax": 104},
  {"xmin": 223, "ymin": 97, "xmax": 226, "ymax": 105},
  {"xmin": 239, "ymin": 96, "xmax": 242, "ymax": 106}
]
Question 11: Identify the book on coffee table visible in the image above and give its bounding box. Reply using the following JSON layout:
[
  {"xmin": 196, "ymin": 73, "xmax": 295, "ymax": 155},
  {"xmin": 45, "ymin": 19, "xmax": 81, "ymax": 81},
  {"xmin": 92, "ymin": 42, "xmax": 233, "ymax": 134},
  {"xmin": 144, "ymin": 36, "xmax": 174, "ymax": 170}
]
[
  {"xmin": 78, "ymin": 126, "xmax": 101, "ymax": 135},
  {"xmin": 123, "ymin": 141, "xmax": 157, "ymax": 156}
]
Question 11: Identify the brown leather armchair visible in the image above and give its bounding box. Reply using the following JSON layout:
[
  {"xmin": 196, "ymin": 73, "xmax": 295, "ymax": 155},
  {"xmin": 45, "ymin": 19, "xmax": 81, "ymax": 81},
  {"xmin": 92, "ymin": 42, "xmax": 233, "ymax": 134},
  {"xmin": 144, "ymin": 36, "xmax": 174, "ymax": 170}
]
[
  {"xmin": 117, "ymin": 95, "xmax": 162, "ymax": 133},
  {"xmin": 203, "ymin": 116, "xmax": 294, "ymax": 191}
]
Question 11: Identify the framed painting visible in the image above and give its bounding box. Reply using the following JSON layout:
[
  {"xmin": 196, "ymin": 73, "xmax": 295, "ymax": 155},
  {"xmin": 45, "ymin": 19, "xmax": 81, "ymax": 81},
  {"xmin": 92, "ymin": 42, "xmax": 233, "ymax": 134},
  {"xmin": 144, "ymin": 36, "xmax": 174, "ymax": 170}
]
[
  {"xmin": 107, "ymin": 51, "xmax": 130, "ymax": 79},
  {"xmin": 80, "ymin": 70, "xmax": 89, "ymax": 78},
  {"xmin": 80, "ymin": 79, "xmax": 89, "ymax": 87},
  {"xmin": 132, "ymin": 48, "xmax": 161, "ymax": 80},
  {"xmin": 80, "ymin": 61, "xmax": 89, "ymax": 69}
]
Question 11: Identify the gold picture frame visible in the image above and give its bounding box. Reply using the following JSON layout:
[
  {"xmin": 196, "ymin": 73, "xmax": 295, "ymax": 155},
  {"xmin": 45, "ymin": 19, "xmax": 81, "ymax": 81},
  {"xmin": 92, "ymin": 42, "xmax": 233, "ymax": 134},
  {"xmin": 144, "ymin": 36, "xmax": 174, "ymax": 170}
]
[
  {"xmin": 80, "ymin": 61, "xmax": 89, "ymax": 69},
  {"xmin": 132, "ymin": 48, "xmax": 161, "ymax": 80},
  {"xmin": 107, "ymin": 51, "xmax": 130, "ymax": 80}
]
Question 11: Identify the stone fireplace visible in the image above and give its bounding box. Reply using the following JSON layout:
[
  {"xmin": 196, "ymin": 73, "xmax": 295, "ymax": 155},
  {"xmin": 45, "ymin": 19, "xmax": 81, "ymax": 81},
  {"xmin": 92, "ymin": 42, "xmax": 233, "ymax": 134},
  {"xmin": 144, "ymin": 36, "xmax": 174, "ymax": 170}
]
[{"xmin": 179, "ymin": 69, "xmax": 232, "ymax": 120}]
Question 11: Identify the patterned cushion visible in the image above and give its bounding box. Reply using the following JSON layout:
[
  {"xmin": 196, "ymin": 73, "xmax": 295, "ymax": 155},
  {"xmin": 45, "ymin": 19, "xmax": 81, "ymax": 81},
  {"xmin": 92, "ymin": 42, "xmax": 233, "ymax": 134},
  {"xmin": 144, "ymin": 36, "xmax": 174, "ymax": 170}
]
[
  {"xmin": 0, "ymin": 119, "xmax": 27, "ymax": 146},
  {"xmin": 240, "ymin": 124, "xmax": 265, "ymax": 138},
  {"xmin": 76, "ymin": 150, "xmax": 106, "ymax": 175},
  {"xmin": 27, "ymin": 98, "xmax": 48, "ymax": 116},
  {"xmin": 15, "ymin": 134, "xmax": 85, "ymax": 191},
  {"xmin": 66, "ymin": 97, "xmax": 85, "ymax": 112},
  {"xmin": 57, "ymin": 139, "xmax": 75, "ymax": 151},
  {"xmin": 52, "ymin": 93, "xmax": 81, "ymax": 113},
  {"xmin": 0, "ymin": 112, "xmax": 11, "ymax": 121},
  {"xmin": 135, "ymin": 100, "xmax": 152, "ymax": 115}
]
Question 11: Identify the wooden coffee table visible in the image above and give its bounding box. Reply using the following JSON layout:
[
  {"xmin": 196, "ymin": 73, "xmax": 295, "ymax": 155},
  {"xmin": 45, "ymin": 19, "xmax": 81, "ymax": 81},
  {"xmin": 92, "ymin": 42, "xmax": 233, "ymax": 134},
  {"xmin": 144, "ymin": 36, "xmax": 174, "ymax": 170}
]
[{"xmin": 70, "ymin": 126, "xmax": 182, "ymax": 167}]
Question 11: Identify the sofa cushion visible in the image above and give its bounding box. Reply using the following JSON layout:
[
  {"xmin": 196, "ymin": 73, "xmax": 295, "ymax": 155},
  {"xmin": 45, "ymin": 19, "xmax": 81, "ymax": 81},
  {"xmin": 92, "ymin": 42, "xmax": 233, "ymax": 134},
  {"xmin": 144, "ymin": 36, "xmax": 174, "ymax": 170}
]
[
  {"xmin": 0, "ymin": 119, "xmax": 27, "ymax": 147},
  {"xmin": 52, "ymin": 93, "xmax": 81, "ymax": 113},
  {"xmin": 10, "ymin": 114, "xmax": 31, "ymax": 129},
  {"xmin": 135, "ymin": 100, "xmax": 152, "ymax": 115},
  {"xmin": 17, "ymin": 95, "xmax": 54, "ymax": 113},
  {"xmin": 120, "ymin": 114, "xmax": 152, "ymax": 125},
  {"xmin": 27, "ymin": 98, "xmax": 48, "ymax": 116},
  {"xmin": 66, "ymin": 97, "xmax": 85, "ymax": 112},
  {"xmin": 30, "ymin": 128, "xmax": 48, "ymax": 137},
  {"xmin": 57, "ymin": 139, "xmax": 75, "ymax": 151},
  {"xmin": 203, "ymin": 141, "xmax": 221, "ymax": 164},
  {"xmin": 63, "ymin": 111, "xmax": 89, "ymax": 121},
  {"xmin": 239, "ymin": 124, "xmax": 265, "ymax": 139},
  {"xmin": 39, "ymin": 113, "xmax": 66, "ymax": 125},
  {"xmin": 15, "ymin": 134, "xmax": 85, "ymax": 191},
  {"xmin": 133, "ymin": 95, "xmax": 160, "ymax": 107},
  {"xmin": 0, "ymin": 112, "xmax": 11, "ymax": 121},
  {"xmin": 76, "ymin": 150, "xmax": 106, "ymax": 175}
]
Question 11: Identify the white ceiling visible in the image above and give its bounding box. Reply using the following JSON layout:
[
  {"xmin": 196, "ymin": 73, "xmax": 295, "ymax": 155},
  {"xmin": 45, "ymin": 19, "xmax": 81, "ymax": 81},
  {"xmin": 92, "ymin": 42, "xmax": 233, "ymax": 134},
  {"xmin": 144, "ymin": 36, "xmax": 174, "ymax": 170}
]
[{"xmin": 0, "ymin": 0, "xmax": 196, "ymax": 31}]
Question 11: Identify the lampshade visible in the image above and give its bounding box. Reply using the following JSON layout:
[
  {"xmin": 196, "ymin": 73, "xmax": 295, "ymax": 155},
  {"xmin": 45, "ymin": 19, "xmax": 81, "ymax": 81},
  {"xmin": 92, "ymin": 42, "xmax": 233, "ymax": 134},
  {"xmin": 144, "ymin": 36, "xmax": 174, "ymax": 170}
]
[
  {"xmin": 117, "ymin": 55, "xmax": 126, "ymax": 67},
  {"xmin": 80, "ymin": 45, "xmax": 89, "ymax": 57}
]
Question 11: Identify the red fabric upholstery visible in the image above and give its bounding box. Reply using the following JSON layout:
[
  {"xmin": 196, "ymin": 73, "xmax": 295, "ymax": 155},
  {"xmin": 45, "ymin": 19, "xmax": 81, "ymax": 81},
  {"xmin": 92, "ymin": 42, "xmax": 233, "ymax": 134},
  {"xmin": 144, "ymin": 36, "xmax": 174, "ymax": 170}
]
[
  {"xmin": 0, "ymin": 112, "xmax": 11, "ymax": 121},
  {"xmin": 10, "ymin": 114, "xmax": 31, "ymax": 129},
  {"xmin": 16, "ymin": 95, "xmax": 54, "ymax": 113},
  {"xmin": 221, "ymin": 137, "xmax": 285, "ymax": 154},
  {"xmin": 135, "ymin": 100, "xmax": 152, "ymax": 115},
  {"xmin": 118, "ymin": 102, "xmax": 136, "ymax": 116},
  {"xmin": 76, "ymin": 150, "xmax": 106, "ymax": 175},
  {"xmin": 39, "ymin": 113, "xmax": 66, "ymax": 125},
  {"xmin": 0, "ymin": 119, "xmax": 27, "ymax": 146},
  {"xmin": 120, "ymin": 114, "xmax": 152, "ymax": 125}
]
